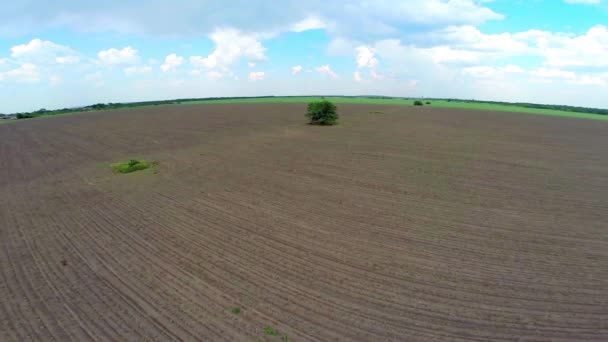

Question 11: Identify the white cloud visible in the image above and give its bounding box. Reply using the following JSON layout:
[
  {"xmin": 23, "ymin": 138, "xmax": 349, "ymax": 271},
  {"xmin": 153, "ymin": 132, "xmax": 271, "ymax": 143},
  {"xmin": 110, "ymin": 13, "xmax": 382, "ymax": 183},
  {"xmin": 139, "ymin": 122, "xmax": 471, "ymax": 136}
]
[
  {"xmin": 190, "ymin": 28, "xmax": 266, "ymax": 71},
  {"xmin": 502, "ymin": 64, "xmax": 524, "ymax": 73},
  {"xmin": 432, "ymin": 25, "xmax": 529, "ymax": 53},
  {"xmin": 97, "ymin": 46, "xmax": 139, "ymax": 65},
  {"xmin": 0, "ymin": 1, "xmax": 504, "ymax": 40},
  {"xmin": 354, "ymin": 71, "xmax": 362, "ymax": 82},
  {"xmin": 160, "ymin": 53, "xmax": 183, "ymax": 72},
  {"xmin": 540, "ymin": 25, "xmax": 608, "ymax": 68},
  {"xmin": 0, "ymin": 63, "xmax": 40, "ymax": 83},
  {"xmin": 249, "ymin": 71, "xmax": 265, "ymax": 81},
  {"xmin": 374, "ymin": 39, "xmax": 480, "ymax": 66},
  {"xmin": 572, "ymin": 75, "xmax": 606, "ymax": 86},
  {"xmin": 461, "ymin": 66, "xmax": 499, "ymax": 78},
  {"xmin": 124, "ymin": 65, "xmax": 152, "ymax": 76},
  {"xmin": 248, "ymin": 62, "xmax": 256, "ymax": 68},
  {"xmin": 316, "ymin": 65, "xmax": 338, "ymax": 78},
  {"xmin": 290, "ymin": 16, "xmax": 326, "ymax": 32},
  {"xmin": 426, "ymin": 46, "xmax": 481, "ymax": 64},
  {"xmin": 462, "ymin": 64, "xmax": 524, "ymax": 78},
  {"xmin": 530, "ymin": 68, "xmax": 577, "ymax": 79},
  {"xmin": 207, "ymin": 70, "xmax": 223, "ymax": 80},
  {"xmin": 10, "ymin": 39, "xmax": 79, "ymax": 64},
  {"xmin": 528, "ymin": 68, "xmax": 607, "ymax": 87},
  {"xmin": 292, "ymin": 65, "xmax": 302, "ymax": 74},
  {"xmin": 355, "ymin": 46, "xmax": 378, "ymax": 69}
]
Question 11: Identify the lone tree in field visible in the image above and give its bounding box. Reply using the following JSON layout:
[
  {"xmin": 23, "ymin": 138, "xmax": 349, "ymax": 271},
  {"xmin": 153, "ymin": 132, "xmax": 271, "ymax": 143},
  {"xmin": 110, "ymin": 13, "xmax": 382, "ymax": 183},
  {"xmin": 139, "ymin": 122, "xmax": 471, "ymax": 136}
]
[{"xmin": 306, "ymin": 100, "xmax": 338, "ymax": 125}]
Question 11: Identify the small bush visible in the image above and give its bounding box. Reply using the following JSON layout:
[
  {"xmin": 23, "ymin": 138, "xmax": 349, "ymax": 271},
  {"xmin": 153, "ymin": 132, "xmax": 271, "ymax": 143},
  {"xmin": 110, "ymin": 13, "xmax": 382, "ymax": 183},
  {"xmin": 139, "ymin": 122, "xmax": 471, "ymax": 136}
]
[
  {"xmin": 111, "ymin": 159, "xmax": 153, "ymax": 174},
  {"xmin": 306, "ymin": 100, "xmax": 338, "ymax": 125},
  {"xmin": 414, "ymin": 100, "xmax": 424, "ymax": 106},
  {"xmin": 231, "ymin": 307, "xmax": 241, "ymax": 315},
  {"xmin": 426, "ymin": 101, "xmax": 431, "ymax": 105},
  {"xmin": 264, "ymin": 326, "xmax": 279, "ymax": 336}
]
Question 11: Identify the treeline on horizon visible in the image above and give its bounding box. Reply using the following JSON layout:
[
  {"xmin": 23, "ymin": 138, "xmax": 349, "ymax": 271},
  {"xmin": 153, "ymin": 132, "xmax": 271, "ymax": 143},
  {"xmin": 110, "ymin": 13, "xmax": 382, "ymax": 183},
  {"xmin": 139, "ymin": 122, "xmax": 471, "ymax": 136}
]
[{"xmin": 5, "ymin": 95, "xmax": 608, "ymax": 120}]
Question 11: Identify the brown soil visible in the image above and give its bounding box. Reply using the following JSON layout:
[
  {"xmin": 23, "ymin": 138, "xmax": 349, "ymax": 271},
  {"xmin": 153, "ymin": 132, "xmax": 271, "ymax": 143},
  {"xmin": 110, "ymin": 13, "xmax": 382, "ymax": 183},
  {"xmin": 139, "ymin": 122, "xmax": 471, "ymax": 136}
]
[{"xmin": 1, "ymin": 104, "xmax": 607, "ymax": 341}]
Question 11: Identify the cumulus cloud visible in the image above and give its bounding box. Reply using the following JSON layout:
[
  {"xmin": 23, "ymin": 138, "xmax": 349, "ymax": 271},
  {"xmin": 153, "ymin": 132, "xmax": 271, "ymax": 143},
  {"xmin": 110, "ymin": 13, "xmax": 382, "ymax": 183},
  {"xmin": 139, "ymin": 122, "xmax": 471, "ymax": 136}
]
[
  {"xmin": 430, "ymin": 24, "xmax": 608, "ymax": 69},
  {"xmin": 316, "ymin": 65, "xmax": 338, "ymax": 78},
  {"xmin": 290, "ymin": 16, "xmax": 326, "ymax": 32},
  {"xmin": 529, "ymin": 68, "xmax": 607, "ymax": 87},
  {"xmin": 98, "ymin": 46, "xmax": 139, "ymax": 65},
  {"xmin": 430, "ymin": 25, "xmax": 530, "ymax": 53},
  {"xmin": 373, "ymin": 39, "xmax": 480, "ymax": 68},
  {"xmin": 530, "ymin": 68, "xmax": 576, "ymax": 80},
  {"xmin": 190, "ymin": 28, "xmax": 267, "ymax": 71},
  {"xmin": 0, "ymin": 0, "xmax": 503, "ymax": 40},
  {"xmin": 249, "ymin": 71, "xmax": 265, "ymax": 81},
  {"xmin": 462, "ymin": 65, "xmax": 524, "ymax": 78},
  {"xmin": 538, "ymin": 25, "xmax": 608, "ymax": 68},
  {"xmin": 10, "ymin": 39, "xmax": 79, "ymax": 64},
  {"xmin": 0, "ymin": 63, "xmax": 40, "ymax": 83},
  {"xmin": 355, "ymin": 46, "xmax": 378, "ymax": 69},
  {"xmin": 124, "ymin": 65, "xmax": 152, "ymax": 76},
  {"xmin": 354, "ymin": 71, "xmax": 362, "ymax": 82},
  {"xmin": 292, "ymin": 65, "xmax": 302, "ymax": 74},
  {"xmin": 160, "ymin": 53, "xmax": 183, "ymax": 72}
]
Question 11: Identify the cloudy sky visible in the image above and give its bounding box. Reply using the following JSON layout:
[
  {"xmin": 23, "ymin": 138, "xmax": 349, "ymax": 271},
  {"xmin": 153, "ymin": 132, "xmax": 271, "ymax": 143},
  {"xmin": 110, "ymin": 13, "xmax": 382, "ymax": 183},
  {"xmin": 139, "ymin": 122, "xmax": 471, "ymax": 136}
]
[{"xmin": 1, "ymin": 0, "xmax": 607, "ymax": 113}]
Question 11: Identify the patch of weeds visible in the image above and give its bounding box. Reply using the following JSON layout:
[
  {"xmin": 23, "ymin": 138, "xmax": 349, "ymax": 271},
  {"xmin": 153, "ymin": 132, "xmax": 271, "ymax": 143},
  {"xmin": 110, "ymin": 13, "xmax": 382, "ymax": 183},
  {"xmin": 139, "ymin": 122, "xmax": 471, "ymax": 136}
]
[
  {"xmin": 264, "ymin": 326, "xmax": 279, "ymax": 336},
  {"xmin": 281, "ymin": 333, "xmax": 290, "ymax": 341},
  {"xmin": 369, "ymin": 111, "xmax": 384, "ymax": 114},
  {"xmin": 231, "ymin": 307, "xmax": 241, "ymax": 315},
  {"xmin": 111, "ymin": 159, "xmax": 153, "ymax": 174}
]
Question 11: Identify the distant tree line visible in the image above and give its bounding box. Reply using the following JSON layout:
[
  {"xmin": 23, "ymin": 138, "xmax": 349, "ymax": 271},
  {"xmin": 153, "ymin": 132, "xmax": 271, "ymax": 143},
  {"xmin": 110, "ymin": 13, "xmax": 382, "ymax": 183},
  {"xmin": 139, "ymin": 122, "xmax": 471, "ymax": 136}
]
[
  {"xmin": 9, "ymin": 96, "xmax": 608, "ymax": 120},
  {"xmin": 434, "ymin": 98, "xmax": 608, "ymax": 116}
]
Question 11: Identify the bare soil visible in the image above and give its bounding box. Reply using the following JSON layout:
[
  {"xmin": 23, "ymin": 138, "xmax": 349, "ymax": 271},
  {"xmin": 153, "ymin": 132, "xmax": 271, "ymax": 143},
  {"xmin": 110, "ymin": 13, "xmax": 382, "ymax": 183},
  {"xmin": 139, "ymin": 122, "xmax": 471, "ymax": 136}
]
[{"xmin": 1, "ymin": 104, "xmax": 607, "ymax": 341}]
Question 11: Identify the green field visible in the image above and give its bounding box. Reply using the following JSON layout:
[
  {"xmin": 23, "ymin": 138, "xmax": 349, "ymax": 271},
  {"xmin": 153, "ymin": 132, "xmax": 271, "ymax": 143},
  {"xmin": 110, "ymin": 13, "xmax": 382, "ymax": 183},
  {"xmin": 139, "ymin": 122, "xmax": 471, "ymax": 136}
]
[
  {"xmin": 181, "ymin": 97, "xmax": 608, "ymax": 121},
  {"xmin": 4, "ymin": 96, "xmax": 608, "ymax": 123}
]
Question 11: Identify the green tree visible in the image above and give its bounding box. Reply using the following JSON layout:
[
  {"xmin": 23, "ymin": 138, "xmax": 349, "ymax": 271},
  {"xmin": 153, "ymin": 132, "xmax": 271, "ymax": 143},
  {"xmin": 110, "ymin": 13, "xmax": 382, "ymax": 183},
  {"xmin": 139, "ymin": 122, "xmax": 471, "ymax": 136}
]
[{"xmin": 306, "ymin": 100, "xmax": 339, "ymax": 125}]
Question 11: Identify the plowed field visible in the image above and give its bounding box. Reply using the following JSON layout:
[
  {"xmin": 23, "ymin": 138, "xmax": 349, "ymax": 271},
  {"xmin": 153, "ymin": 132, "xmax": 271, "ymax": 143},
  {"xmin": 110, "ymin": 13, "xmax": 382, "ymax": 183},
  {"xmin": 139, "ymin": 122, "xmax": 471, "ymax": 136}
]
[{"xmin": 1, "ymin": 104, "xmax": 607, "ymax": 341}]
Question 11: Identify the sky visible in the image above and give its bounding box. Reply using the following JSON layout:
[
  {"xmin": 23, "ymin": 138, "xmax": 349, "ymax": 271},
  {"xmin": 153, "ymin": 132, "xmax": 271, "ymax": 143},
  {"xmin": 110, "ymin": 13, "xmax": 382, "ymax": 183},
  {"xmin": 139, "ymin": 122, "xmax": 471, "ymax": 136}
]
[{"xmin": 1, "ymin": 0, "xmax": 607, "ymax": 113}]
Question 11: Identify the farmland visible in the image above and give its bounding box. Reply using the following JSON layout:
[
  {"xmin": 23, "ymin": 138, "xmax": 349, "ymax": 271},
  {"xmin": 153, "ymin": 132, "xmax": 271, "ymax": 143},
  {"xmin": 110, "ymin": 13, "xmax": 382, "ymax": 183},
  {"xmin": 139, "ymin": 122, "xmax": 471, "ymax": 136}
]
[
  {"xmin": 1, "ymin": 103, "xmax": 607, "ymax": 341},
  {"xmin": 6, "ymin": 96, "xmax": 608, "ymax": 124}
]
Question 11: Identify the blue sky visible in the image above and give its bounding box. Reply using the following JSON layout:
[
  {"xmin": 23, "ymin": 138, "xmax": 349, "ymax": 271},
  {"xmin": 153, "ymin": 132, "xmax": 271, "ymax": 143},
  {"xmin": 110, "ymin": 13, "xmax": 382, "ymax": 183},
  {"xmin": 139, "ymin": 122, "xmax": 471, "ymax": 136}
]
[{"xmin": 1, "ymin": 0, "xmax": 607, "ymax": 113}]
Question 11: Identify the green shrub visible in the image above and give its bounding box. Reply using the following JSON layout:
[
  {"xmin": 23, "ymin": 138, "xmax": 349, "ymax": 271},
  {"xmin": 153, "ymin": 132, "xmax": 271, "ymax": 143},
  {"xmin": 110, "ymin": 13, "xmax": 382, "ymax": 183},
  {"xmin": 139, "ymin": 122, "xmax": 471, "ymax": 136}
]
[
  {"xmin": 306, "ymin": 100, "xmax": 338, "ymax": 125},
  {"xmin": 425, "ymin": 101, "xmax": 431, "ymax": 105},
  {"xmin": 16, "ymin": 113, "xmax": 35, "ymax": 119},
  {"xmin": 111, "ymin": 159, "xmax": 153, "ymax": 174},
  {"xmin": 414, "ymin": 100, "xmax": 424, "ymax": 106},
  {"xmin": 264, "ymin": 327, "xmax": 279, "ymax": 336}
]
